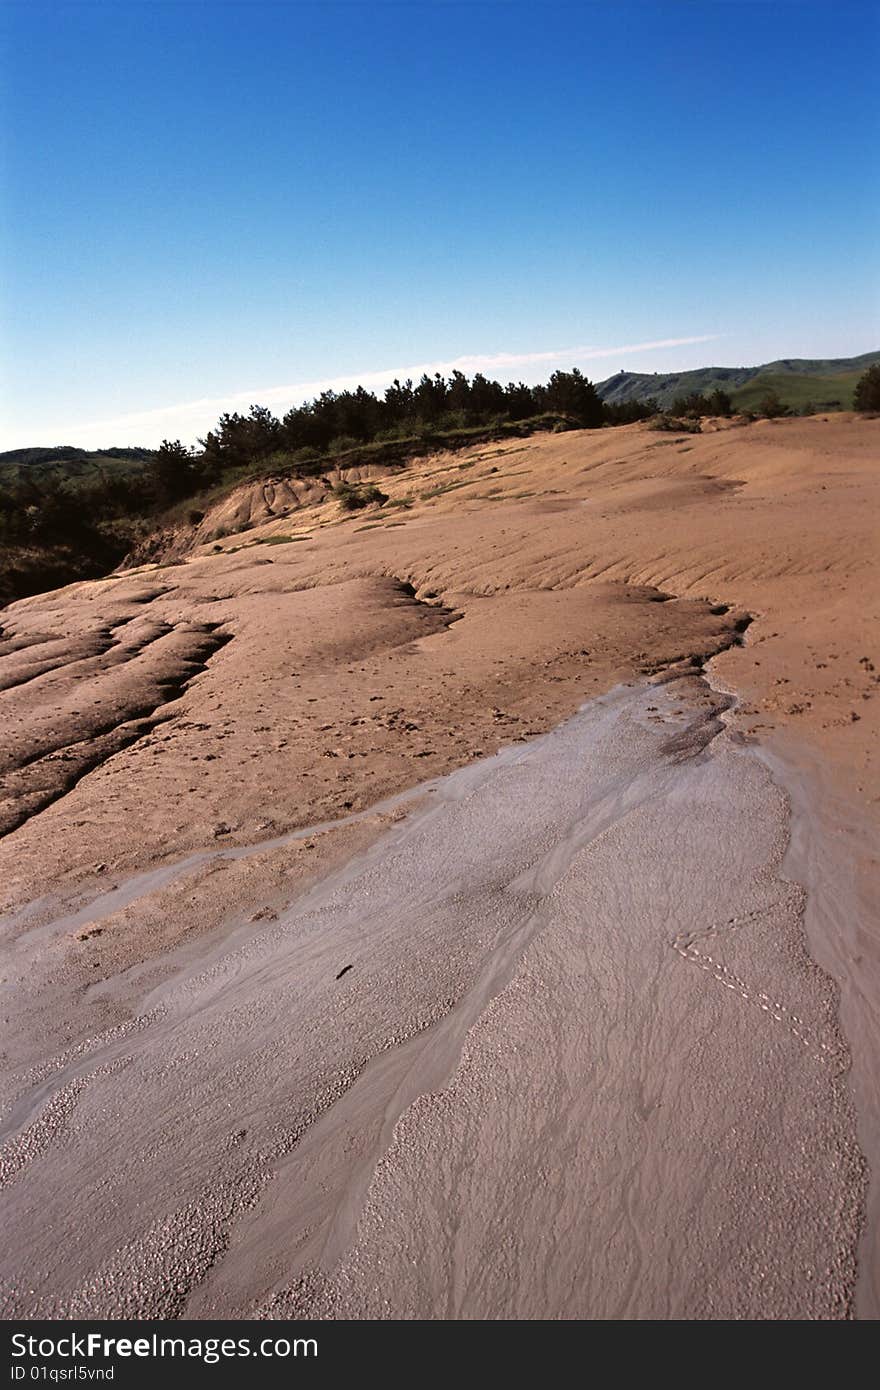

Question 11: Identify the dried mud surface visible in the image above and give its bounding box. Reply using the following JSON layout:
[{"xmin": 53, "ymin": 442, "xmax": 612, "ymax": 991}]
[{"xmin": 0, "ymin": 414, "xmax": 877, "ymax": 1318}]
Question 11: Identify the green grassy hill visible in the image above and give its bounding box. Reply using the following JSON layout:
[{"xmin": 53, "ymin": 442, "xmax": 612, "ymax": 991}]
[
  {"xmin": 0, "ymin": 445, "xmax": 156, "ymax": 491},
  {"xmin": 730, "ymin": 369, "xmax": 865, "ymax": 414},
  {"xmin": 596, "ymin": 350, "xmax": 880, "ymax": 411},
  {"xmin": 0, "ymin": 447, "xmax": 159, "ymax": 608}
]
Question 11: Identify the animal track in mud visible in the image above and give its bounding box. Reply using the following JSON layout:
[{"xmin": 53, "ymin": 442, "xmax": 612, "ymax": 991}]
[{"xmin": 670, "ymin": 909, "xmax": 843, "ymax": 1067}]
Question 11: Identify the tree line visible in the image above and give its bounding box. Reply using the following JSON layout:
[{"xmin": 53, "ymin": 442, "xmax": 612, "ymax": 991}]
[
  {"xmin": 5, "ymin": 362, "xmax": 876, "ymax": 567},
  {"xmin": 2, "ymin": 367, "xmax": 641, "ymax": 553},
  {"xmin": 188, "ymin": 367, "xmax": 656, "ymax": 479}
]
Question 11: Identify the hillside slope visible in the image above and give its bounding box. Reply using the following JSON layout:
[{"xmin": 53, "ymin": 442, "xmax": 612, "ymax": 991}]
[
  {"xmin": 596, "ymin": 350, "xmax": 880, "ymax": 409},
  {"xmin": 0, "ymin": 445, "xmax": 155, "ymax": 488},
  {"xmin": 0, "ymin": 448, "xmax": 160, "ymax": 608}
]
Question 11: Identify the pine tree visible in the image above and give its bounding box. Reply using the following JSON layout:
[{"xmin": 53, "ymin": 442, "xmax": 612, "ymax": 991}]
[{"xmin": 854, "ymin": 364, "xmax": 880, "ymax": 412}]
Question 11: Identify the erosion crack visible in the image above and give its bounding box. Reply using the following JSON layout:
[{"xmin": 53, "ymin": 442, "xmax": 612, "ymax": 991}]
[{"xmin": 0, "ymin": 626, "xmax": 234, "ymax": 839}]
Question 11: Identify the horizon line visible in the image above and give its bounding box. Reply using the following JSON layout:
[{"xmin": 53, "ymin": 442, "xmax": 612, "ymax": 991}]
[{"xmin": 1, "ymin": 335, "xmax": 722, "ymax": 451}]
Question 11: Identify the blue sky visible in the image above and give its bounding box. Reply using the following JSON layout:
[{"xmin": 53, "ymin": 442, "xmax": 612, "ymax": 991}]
[{"xmin": 1, "ymin": 0, "xmax": 878, "ymax": 448}]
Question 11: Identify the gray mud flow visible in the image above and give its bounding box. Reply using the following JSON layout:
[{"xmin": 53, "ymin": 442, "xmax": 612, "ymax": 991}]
[
  {"xmin": 753, "ymin": 740, "xmax": 880, "ymax": 1321},
  {"xmin": 0, "ymin": 674, "xmax": 866, "ymax": 1319}
]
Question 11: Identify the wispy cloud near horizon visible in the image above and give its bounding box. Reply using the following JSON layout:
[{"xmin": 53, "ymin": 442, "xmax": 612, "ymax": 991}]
[{"xmin": 3, "ymin": 335, "xmax": 719, "ymax": 451}]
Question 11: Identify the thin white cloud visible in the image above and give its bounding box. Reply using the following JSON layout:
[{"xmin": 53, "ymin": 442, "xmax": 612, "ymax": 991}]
[{"xmin": 5, "ymin": 335, "xmax": 718, "ymax": 450}]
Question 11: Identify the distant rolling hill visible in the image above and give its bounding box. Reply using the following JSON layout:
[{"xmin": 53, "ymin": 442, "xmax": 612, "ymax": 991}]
[
  {"xmin": 0, "ymin": 447, "xmax": 158, "ymax": 608},
  {"xmin": 596, "ymin": 350, "xmax": 880, "ymax": 412},
  {"xmin": 0, "ymin": 445, "xmax": 155, "ymax": 490}
]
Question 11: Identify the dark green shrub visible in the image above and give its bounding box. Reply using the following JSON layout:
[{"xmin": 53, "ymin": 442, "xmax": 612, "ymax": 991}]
[
  {"xmin": 756, "ymin": 390, "xmax": 788, "ymax": 418},
  {"xmin": 854, "ymin": 364, "xmax": 880, "ymax": 412},
  {"xmin": 335, "ymin": 482, "xmax": 388, "ymax": 511},
  {"xmin": 650, "ymin": 415, "xmax": 701, "ymax": 434}
]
